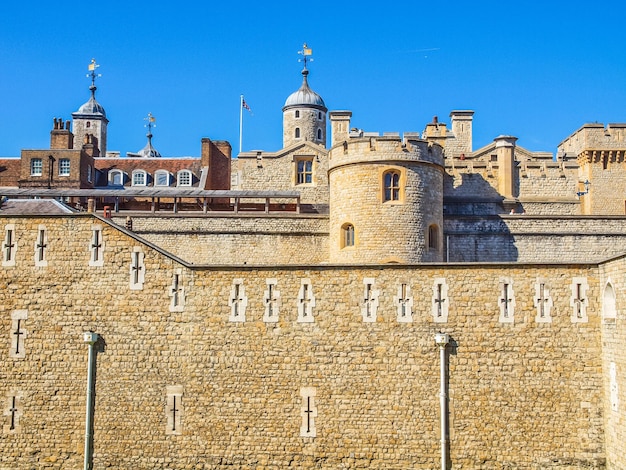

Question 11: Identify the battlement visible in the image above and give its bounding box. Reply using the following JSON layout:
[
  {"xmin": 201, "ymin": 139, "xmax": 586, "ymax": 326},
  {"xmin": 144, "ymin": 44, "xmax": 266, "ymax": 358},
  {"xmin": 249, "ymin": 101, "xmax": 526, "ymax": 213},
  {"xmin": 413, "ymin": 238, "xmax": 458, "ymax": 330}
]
[
  {"xmin": 558, "ymin": 122, "xmax": 626, "ymax": 158},
  {"xmin": 329, "ymin": 135, "xmax": 444, "ymax": 170}
]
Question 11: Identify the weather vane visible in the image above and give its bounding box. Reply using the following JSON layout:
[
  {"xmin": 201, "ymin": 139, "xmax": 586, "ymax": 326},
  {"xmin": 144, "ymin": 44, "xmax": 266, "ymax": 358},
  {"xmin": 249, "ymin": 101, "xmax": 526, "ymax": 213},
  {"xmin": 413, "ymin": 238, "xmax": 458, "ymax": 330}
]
[
  {"xmin": 297, "ymin": 43, "xmax": 313, "ymax": 69},
  {"xmin": 144, "ymin": 112, "xmax": 156, "ymax": 135},
  {"xmin": 86, "ymin": 58, "xmax": 101, "ymax": 88}
]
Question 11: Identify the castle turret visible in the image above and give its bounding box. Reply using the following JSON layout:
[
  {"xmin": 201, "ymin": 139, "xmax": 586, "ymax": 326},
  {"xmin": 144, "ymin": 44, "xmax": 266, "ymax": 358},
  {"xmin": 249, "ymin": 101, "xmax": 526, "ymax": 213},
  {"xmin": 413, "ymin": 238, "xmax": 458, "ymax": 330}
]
[
  {"xmin": 282, "ymin": 47, "xmax": 327, "ymax": 148},
  {"xmin": 329, "ymin": 111, "xmax": 352, "ymax": 147},
  {"xmin": 72, "ymin": 59, "xmax": 108, "ymax": 157},
  {"xmin": 328, "ymin": 132, "xmax": 445, "ymax": 263}
]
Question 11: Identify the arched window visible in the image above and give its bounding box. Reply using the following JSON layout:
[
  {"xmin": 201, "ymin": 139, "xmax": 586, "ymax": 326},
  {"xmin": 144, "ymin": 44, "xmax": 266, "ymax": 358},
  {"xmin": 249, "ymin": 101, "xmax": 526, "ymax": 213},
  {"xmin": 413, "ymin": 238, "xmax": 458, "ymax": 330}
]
[
  {"xmin": 342, "ymin": 223, "xmax": 355, "ymax": 248},
  {"xmin": 155, "ymin": 170, "xmax": 171, "ymax": 186},
  {"xmin": 428, "ymin": 224, "xmax": 439, "ymax": 250},
  {"xmin": 132, "ymin": 170, "xmax": 147, "ymax": 186},
  {"xmin": 318, "ymin": 111, "xmax": 323, "ymax": 120},
  {"xmin": 295, "ymin": 110, "xmax": 300, "ymax": 118},
  {"xmin": 295, "ymin": 128, "xmax": 301, "ymax": 139},
  {"xmin": 603, "ymin": 280, "xmax": 617, "ymax": 320},
  {"xmin": 383, "ymin": 170, "xmax": 401, "ymax": 201},
  {"xmin": 177, "ymin": 170, "xmax": 192, "ymax": 187},
  {"xmin": 86, "ymin": 122, "xmax": 91, "ymax": 128},
  {"xmin": 109, "ymin": 169, "xmax": 125, "ymax": 186},
  {"xmin": 317, "ymin": 128, "xmax": 322, "ymax": 140}
]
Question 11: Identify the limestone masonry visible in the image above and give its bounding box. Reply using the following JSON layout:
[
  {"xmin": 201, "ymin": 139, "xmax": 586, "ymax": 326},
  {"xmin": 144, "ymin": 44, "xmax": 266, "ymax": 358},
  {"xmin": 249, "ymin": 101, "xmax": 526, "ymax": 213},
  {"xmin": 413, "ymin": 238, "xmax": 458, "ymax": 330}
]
[{"xmin": 0, "ymin": 55, "xmax": 625, "ymax": 469}]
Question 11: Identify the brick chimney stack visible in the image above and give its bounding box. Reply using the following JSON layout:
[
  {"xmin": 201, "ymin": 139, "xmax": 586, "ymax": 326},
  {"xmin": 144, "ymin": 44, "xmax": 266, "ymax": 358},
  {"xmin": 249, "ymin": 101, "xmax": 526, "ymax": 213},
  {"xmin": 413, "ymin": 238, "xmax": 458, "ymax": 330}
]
[{"xmin": 50, "ymin": 118, "xmax": 74, "ymax": 149}]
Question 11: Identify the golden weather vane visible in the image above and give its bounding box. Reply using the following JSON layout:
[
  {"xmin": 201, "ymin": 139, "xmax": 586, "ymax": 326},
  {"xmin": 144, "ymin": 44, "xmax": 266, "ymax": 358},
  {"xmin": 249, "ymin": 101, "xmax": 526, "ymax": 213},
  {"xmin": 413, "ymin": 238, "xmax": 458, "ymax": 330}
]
[{"xmin": 297, "ymin": 43, "xmax": 313, "ymax": 69}]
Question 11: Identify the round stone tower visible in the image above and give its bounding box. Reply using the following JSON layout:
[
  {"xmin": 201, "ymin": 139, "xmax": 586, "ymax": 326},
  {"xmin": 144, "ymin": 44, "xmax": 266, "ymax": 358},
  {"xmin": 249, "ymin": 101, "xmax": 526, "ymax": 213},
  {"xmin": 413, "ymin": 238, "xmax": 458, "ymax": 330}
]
[
  {"xmin": 282, "ymin": 67, "xmax": 327, "ymax": 148},
  {"xmin": 328, "ymin": 134, "xmax": 445, "ymax": 263}
]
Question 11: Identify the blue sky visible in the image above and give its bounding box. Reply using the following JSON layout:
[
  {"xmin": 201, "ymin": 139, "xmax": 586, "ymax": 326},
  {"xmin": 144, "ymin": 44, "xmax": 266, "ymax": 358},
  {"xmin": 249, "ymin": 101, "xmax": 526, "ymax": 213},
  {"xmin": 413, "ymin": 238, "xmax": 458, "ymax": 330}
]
[{"xmin": 1, "ymin": 1, "xmax": 625, "ymax": 158}]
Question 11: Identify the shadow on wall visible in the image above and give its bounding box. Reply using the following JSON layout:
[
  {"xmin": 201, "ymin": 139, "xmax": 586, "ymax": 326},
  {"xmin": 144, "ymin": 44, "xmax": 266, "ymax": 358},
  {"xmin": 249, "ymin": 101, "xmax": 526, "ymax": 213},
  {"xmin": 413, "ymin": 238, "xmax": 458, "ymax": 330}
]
[{"xmin": 443, "ymin": 172, "xmax": 519, "ymax": 262}]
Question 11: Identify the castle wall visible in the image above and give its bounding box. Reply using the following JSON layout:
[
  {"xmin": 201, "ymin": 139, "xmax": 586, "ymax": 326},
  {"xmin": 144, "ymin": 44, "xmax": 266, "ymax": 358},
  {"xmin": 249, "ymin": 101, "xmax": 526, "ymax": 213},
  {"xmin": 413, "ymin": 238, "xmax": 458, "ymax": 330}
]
[
  {"xmin": 233, "ymin": 145, "xmax": 329, "ymax": 205},
  {"xmin": 0, "ymin": 214, "xmax": 608, "ymax": 469},
  {"xmin": 444, "ymin": 215, "xmax": 626, "ymax": 263},
  {"xmin": 598, "ymin": 255, "xmax": 626, "ymax": 470},
  {"xmin": 112, "ymin": 214, "xmax": 329, "ymax": 265}
]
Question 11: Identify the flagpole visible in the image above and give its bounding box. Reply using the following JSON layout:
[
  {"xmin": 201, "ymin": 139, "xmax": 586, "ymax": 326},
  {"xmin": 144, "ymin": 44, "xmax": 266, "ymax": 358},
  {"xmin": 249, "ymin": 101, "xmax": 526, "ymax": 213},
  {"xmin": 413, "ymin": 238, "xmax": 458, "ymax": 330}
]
[{"xmin": 239, "ymin": 94, "xmax": 243, "ymax": 154}]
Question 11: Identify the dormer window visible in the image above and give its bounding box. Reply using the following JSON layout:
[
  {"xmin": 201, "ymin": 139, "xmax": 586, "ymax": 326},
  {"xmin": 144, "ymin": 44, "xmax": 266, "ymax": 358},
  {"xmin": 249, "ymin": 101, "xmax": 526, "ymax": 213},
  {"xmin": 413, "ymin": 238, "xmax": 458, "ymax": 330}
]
[
  {"xmin": 177, "ymin": 170, "xmax": 192, "ymax": 187},
  {"xmin": 109, "ymin": 169, "xmax": 125, "ymax": 186},
  {"xmin": 132, "ymin": 170, "xmax": 147, "ymax": 186},
  {"xmin": 155, "ymin": 170, "xmax": 171, "ymax": 187}
]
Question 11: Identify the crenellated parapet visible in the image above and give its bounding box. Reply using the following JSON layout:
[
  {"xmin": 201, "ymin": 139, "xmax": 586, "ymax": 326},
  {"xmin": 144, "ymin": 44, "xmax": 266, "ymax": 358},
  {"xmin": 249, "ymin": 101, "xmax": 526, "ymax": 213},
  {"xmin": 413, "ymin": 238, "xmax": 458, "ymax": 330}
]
[{"xmin": 329, "ymin": 134, "xmax": 444, "ymax": 171}]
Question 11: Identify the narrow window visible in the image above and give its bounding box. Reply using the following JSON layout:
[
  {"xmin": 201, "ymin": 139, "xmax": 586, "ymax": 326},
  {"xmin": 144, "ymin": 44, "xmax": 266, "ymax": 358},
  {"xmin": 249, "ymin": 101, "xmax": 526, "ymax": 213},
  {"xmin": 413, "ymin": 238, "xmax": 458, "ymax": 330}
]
[
  {"xmin": 603, "ymin": 280, "xmax": 616, "ymax": 321},
  {"xmin": 428, "ymin": 224, "xmax": 439, "ymax": 250},
  {"xmin": 432, "ymin": 278, "xmax": 449, "ymax": 323},
  {"xmin": 87, "ymin": 165, "xmax": 92, "ymax": 183},
  {"xmin": 169, "ymin": 269, "xmax": 185, "ymax": 312},
  {"xmin": 89, "ymin": 225, "xmax": 104, "ymax": 267},
  {"xmin": 10, "ymin": 310, "xmax": 28, "ymax": 359},
  {"xmin": 571, "ymin": 277, "xmax": 589, "ymax": 323},
  {"xmin": 165, "ymin": 386, "xmax": 183, "ymax": 435},
  {"xmin": 263, "ymin": 278, "xmax": 280, "ymax": 323},
  {"xmin": 383, "ymin": 170, "xmax": 401, "ymax": 201},
  {"xmin": 58, "ymin": 158, "xmax": 70, "ymax": 176},
  {"xmin": 228, "ymin": 279, "xmax": 247, "ymax": 322},
  {"xmin": 2, "ymin": 224, "xmax": 17, "ymax": 267},
  {"xmin": 300, "ymin": 387, "xmax": 317, "ymax": 438},
  {"xmin": 318, "ymin": 111, "xmax": 322, "ymax": 120},
  {"xmin": 34, "ymin": 225, "xmax": 47, "ymax": 267},
  {"xmin": 30, "ymin": 158, "xmax": 42, "ymax": 176},
  {"xmin": 295, "ymin": 128, "xmax": 301, "ymax": 139},
  {"xmin": 341, "ymin": 223, "xmax": 355, "ymax": 248},
  {"xmin": 295, "ymin": 110, "xmax": 300, "ymax": 118},
  {"xmin": 534, "ymin": 279, "xmax": 553, "ymax": 323},
  {"xmin": 297, "ymin": 279, "xmax": 315, "ymax": 323},
  {"xmin": 362, "ymin": 278, "xmax": 379, "ymax": 323},
  {"xmin": 129, "ymin": 247, "xmax": 145, "ymax": 290},
  {"xmin": 4, "ymin": 393, "xmax": 22, "ymax": 433},
  {"xmin": 396, "ymin": 282, "xmax": 414, "ymax": 323},
  {"xmin": 296, "ymin": 159, "xmax": 313, "ymax": 184},
  {"xmin": 317, "ymin": 128, "xmax": 322, "ymax": 140},
  {"xmin": 498, "ymin": 277, "xmax": 515, "ymax": 323}
]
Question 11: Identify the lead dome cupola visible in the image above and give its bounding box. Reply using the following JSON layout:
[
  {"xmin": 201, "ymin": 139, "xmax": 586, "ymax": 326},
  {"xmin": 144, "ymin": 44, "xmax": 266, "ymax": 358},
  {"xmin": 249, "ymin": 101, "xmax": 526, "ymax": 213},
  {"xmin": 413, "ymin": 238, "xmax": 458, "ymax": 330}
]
[
  {"xmin": 76, "ymin": 84, "xmax": 106, "ymax": 117},
  {"xmin": 283, "ymin": 69, "xmax": 326, "ymax": 111}
]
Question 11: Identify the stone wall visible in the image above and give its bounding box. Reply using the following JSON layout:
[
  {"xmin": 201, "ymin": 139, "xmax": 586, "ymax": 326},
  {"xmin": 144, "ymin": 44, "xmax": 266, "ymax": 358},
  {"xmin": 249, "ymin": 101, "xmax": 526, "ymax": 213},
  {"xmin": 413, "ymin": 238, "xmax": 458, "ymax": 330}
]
[
  {"xmin": 0, "ymin": 214, "xmax": 611, "ymax": 469},
  {"xmin": 444, "ymin": 215, "xmax": 626, "ymax": 263},
  {"xmin": 598, "ymin": 255, "xmax": 626, "ymax": 470},
  {"xmin": 112, "ymin": 214, "xmax": 329, "ymax": 265}
]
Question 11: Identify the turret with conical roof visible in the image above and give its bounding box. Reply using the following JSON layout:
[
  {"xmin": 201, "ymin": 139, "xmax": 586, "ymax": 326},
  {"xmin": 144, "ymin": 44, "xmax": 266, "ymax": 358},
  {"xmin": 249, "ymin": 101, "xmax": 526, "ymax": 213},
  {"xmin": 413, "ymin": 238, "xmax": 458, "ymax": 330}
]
[
  {"xmin": 72, "ymin": 59, "xmax": 109, "ymax": 157},
  {"xmin": 282, "ymin": 44, "xmax": 327, "ymax": 148}
]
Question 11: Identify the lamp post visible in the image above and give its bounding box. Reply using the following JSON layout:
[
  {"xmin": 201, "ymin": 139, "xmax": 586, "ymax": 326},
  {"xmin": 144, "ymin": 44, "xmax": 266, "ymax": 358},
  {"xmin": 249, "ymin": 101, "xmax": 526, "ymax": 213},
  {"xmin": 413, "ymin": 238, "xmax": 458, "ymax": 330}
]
[
  {"xmin": 83, "ymin": 331, "xmax": 98, "ymax": 470},
  {"xmin": 434, "ymin": 332, "xmax": 450, "ymax": 470}
]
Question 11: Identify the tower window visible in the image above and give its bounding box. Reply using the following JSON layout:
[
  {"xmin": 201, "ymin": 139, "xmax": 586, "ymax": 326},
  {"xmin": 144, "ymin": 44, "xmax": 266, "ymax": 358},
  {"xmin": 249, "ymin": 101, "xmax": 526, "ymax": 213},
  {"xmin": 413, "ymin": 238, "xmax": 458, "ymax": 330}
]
[
  {"xmin": 296, "ymin": 159, "xmax": 313, "ymax": 184},
  {"xmin": 30, "ymin": 159, "xmax": 42, "ymax": 176},
  {"xmin": 318, "ymin": 111, "xmax": 322, "ymax": 120},
  {"xmin": 383, "ymin": 170, "xmax": 401, "ymax": 201},
  {"xmin": 295, "ymin": 128, "xmax": 301, "ymax": 139},
  {"xmin": 428, "ymin": 224, "xmax": 439, "ymax": 249},
  {"xmin": 295, "ymin": 110, "xmax": 300, "ymax": 118},
  {"xmin": 86, "ymin": 122, "xmax": 91, "ymax": 128},
  {"xmin": 341, "ymin": 223, "xmax": 355, "ymax": 248},
  {"xmin": 317, "ymin": 129, "xmax": 322, "ymax": 140}
]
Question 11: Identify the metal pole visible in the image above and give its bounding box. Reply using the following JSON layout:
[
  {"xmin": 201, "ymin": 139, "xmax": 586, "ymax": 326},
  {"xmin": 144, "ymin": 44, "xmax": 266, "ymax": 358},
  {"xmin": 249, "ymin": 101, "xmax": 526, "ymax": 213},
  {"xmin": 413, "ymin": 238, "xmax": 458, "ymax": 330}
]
[
  {"xmin": 434, "ymin": 332, "xmax": 450, "ymax": 470},
  {"xmin": 83, "ymin": 332, "xmax": 98, "ymax": 470}
]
